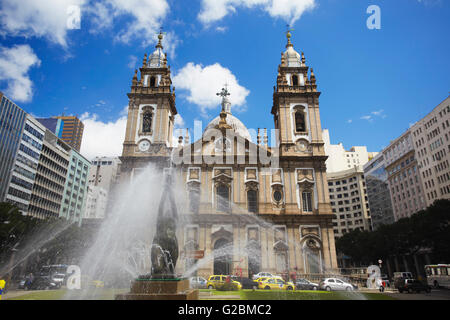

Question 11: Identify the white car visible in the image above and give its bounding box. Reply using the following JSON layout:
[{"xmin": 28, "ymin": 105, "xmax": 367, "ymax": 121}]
[
  {"xmin": 252, "ymin": 272, "xmax": 275, "ymax": 280},
  {"xmin": 319, "ymin": 278, "xmax": 355, "ymax": 291},
  {"xmin": 189, "ymin": 276, "xmax": 207, "ymax": 289}
]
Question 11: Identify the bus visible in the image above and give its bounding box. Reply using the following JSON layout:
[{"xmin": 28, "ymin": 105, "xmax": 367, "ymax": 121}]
[{"xmin": 424, "ymin": 264, "xmax": 450, "ymax": 289}]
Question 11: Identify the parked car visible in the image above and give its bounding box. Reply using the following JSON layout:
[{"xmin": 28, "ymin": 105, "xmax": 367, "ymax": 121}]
[
  {"xmin": 252, "ymin": 272, "xmax": 274, "ymax": 280},
  {"xmin": 52, "ymin": 273, "xmax": 66, "ymax": 287},
  {"xmin": 319, "ymin": 278, "xmax": 354, "ymax": 291},
  {"xmin": 189, "ymin": 276, "xmax": 207, "ymax": 289},
  {"xmin": 394, "ymin": 272, "xmax": 414, "ymax": 289},
  {"xmin": 231, "ymin": 276, "xmax": 258, "ymax": 289},
  {"xmin": 206, "ymin": 275, "xmax": 242, "ymax": 290},
  {"xmin": 397, "ymin": 279, "xmax": 431, "ymax": 294},
  {"xmin": 295, "ymin": 278, "xmax": 319, "ymax": 290},
  {"xmin": 28, "ymin": 275, "xmax": 61, "ymax": 290},
  {"xmin": 257, "ymin": 277, "xmax": 295, "ymax": 290}
]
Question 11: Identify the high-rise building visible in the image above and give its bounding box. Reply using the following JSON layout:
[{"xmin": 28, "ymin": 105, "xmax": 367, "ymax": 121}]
[
  {"xmin": 53, "ymin": 116, "xmax": 84, "ymax": 152},
  {"xmin": 3, "ymin": 112, "xmax": 46, "ymax": 213},
  {"xmin": 28, "ymin": 130, "xmax": 71, "ymax": 219},
  {"xmin": 383, "ymin": 130, "xmax": 426, "ymax": 220},
  {"xmin": 59, "ymin": 149, "xmax": 91, "ymax": 225},
  {"xmin": 364, "ymin": 152, "xmax": 395, "ymax": 230},
  {"xmin": 323, "ymin": 129, "xmax": 378, "ymax": 173},
  {"xmin": 327, "ymin": 166, "xmax": 372, "ymax": 237},
  {"xmin": 410, "ymin": 96, "xmax": 450, "ymax": 206},
  {"xmin": 84, "ymin": 185, "xmax": 108, "ymax": 219},
  {"xmin": 363, "ymin": 96, "xmax": 449, "ymax": 224},
  {"xmin": 323, "ymin": 129, "xmax": 377, "ymax": 236},
  {"xmin": 88, "ymin": 157, "xmax": 121, "ymax": 193},
  {"xmin": 0, "ymin": 92, "xmax": 28, "ymax": 205},
  {"xmin": 36, "ymin": 117, "xmax": 64, "ymax": 138},
  {"xmin": 84, "ymin": 156, "xmax": 121, "ymax": 220}
]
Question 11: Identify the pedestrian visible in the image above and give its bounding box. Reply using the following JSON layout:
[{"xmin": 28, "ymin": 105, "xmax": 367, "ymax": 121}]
[{"xmin": 0, "ymin": 279, "xmax": 5, "ymax": 300}]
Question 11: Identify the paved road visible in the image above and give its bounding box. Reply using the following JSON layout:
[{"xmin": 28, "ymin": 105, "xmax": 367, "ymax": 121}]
[{"xmin": 385, "ymin": 288, "xmax": 450, "ymax": 300}]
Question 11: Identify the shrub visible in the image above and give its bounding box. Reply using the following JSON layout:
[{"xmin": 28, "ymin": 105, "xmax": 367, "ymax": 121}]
[{"xmin": 216, "ymin": 282, "xmax": 239, "ymax": 291}]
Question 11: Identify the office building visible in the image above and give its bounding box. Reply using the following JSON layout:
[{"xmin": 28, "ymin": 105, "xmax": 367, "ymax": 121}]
[
  {"xmin": 364, "ymin": 152, "xmax": 395, "ymax": 229},
  {"xmin": 327, "ymin": 166, "xmax": 372, "ymax": 237}
]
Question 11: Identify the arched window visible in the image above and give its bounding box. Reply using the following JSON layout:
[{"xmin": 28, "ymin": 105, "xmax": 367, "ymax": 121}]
[
  {"xmin": 247, "ymin": 190, "xmax": 258, "ymax": 213},
  {"xmin": 292, "ymin": 74, "xmax": 299, "ymax": 86},
  {"xmin": 142, "ymin": 112, "xmax": 153, "ymax": 133},
  {"xmin": 189, "ymin": 187, "xmax": 200, "ymax": 214},
  {"xmin": 149, "ymin": 76, "xmax": 156, "ymax": 87},
  {"xmin": 216, "ymin": 184, "xmax": 230, "ymax": 212},
  {"xmin": 302, "ymin": 191, "xmax": 313, "ymax": 212},
  {"xmin": 295, "ymin": 111, "xmax": 306, "ymax": 133}
]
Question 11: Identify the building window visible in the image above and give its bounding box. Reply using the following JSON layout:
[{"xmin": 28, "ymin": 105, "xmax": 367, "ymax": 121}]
[
  {"xmin": 149, "ymin": 76, "xmax": 156, "ymax": 87},
  {"xmin": 273, "ymin": 190, "xmax": 282, "ymax": 202},
  {"xmin": 216, "ymin": 184, "xmax": 230, "ymax": 212},
  {"xmin": 142, "ymin": 112, "xmax": 153, "ymax": 133},
  {"xmin": 302, "ymin": 191, "xmax": 313, "ymax": 212},
  {"xmin": 295, "ymin": 111, "xmax": 306, "ymax": 133},
  {"xmin": 189, "ymin": 187, "xmax": 200, "ymax": 214},
  {"xmin": 247, "ymin": 190, "xmax": 258, "ymax": 213},
  {"xmin": 292, "ymin": 74, "xmax": 299, "ymax": 86}
]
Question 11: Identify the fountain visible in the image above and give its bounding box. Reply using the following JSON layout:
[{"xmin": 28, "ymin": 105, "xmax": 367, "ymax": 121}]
[{"xmin": 115, "ymin": 170, "xmax": 198, "ymax": 300}]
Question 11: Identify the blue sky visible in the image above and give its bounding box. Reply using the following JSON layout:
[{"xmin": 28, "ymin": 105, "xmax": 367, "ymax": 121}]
[{"xmin": 0, "ymin": 0, "xmax": 449, "ymax": 159}]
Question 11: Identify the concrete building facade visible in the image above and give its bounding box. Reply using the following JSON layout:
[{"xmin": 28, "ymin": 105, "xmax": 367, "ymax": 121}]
[
  {"xmin": 363, "ymin": 152, "xmax": 395, "ymax": 230},
  {"xmin": 28, "ymin": 130, "xmax": 71, "ymax": 219},
  {"xmin": 54, "ymin": 116, "xmax": 84, "ymax": 152},
  {"xmin": 59, "ymin": 149, "xmax": 91, "ymax": 225},
  {"xmin": 0, "ymin": 92, "xmax": 29, "ymax": 207},
  {"xmin": 5, "ymin": 116, "xmax": 46, "ymax": 213},
  {"xmin": 323, "ymin": 129, "xmax": 377, "ymax": 173},
  {"xmin": 410, "ymin": 97, "xmax": 450, "ymax": 207},
  {"xmin": 383, "ymin": 130, "xmax": 426, "ymax": 221},
  {"xmin": 327, "ymin": 166, "xmax": 372, "ymax": 237}
]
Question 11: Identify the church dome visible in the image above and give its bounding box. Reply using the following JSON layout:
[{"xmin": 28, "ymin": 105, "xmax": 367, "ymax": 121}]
[
  {"xmin": 148, "ymin": 47, "xmax": 165, "ymax": 68},
  {"xmin": 148, "ymin": 32, "xmax": 166, "ymax": 68},
  {"xmin": 204, "ymin": 114, "xmax": 252, "ymax": 142},
  {"xmin": 283, "ymin": 31, "xmax": 301, "ymax": 67}
]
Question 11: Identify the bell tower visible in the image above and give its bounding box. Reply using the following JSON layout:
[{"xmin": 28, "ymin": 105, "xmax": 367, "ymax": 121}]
[
  {"xmin": 121, "ymin": 31, "xmax": 177, "ymax": 178},
  {"xmin": 271, "ymin": 30, "xmax": 326, "ymax": 158}
]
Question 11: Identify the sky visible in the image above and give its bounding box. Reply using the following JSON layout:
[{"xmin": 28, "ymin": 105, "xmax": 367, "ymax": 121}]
[{"xmin": 0, "ymin": 0, "xmax": 449, "ymax": 160}]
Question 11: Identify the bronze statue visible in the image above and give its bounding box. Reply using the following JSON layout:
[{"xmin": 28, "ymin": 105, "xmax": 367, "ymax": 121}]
[{"xmin": 149, "ymin": 172, "xmax": 179, "ymax": 279}]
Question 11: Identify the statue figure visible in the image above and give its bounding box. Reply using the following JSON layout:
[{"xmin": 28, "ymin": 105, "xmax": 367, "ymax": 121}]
[{"xmin": 149, "ymin": 172, "xmax": 179, "ymax": 279}]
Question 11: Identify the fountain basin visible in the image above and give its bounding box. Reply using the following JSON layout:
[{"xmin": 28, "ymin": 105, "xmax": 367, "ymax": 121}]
[{"xmin": 115, "ymin": 278, "xmax": 198, "ymax": 300}]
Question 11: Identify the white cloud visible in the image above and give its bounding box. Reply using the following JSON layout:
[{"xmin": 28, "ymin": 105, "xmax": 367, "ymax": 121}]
[
  {"xmin": 87, "ymin": 0, "xmax": 179, "ymax": 56},
  {"xmin": 0, "ymin": 45, "xmax": 41, "ymax": 102},
  {"xmin": 173, "ymin": 62, "xmax": 250, "ymax": 113},
  {"xmin": 80, "ymin": 111, "xmax": 127, "ymax": 159},
  {"xmin": 371, "ymin": 109, "xmax": 387, "ymax": 119},
  {"xmin": 0, "ymin": 0, "xmax": 86, "ymax": 48},
  {"xmin": 127, "ymin": 55, "xmax": 138, "ymax": 69},
  {"xmin": 360, "ymin": 115, "xmax": 373, "ymax": 122},
  {"xmin": 198, "ymin": 0, "xmax": 316, "ymax": 26}
]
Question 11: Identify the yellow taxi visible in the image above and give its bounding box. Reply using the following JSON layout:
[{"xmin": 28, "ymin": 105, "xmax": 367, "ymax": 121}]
[
  {"xmin": 257, "ymin": 277, "xmax": 295, "ymax": 290},
  {"xmin": 206, "ymin": 275, "xmax": 242, "ymax": 290}
]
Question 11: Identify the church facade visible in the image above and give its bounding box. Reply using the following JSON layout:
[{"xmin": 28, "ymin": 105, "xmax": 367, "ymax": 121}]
[{"xmin": 120, "ymin": 32, "xmax": 338, "ymax": 278}]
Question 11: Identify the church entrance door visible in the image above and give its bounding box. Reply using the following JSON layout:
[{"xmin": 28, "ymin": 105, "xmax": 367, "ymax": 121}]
[{"xmin": 213, "ymin": 238, "xmax": 232, "ymax": 275}]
